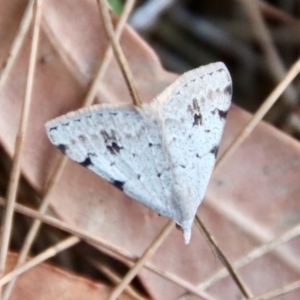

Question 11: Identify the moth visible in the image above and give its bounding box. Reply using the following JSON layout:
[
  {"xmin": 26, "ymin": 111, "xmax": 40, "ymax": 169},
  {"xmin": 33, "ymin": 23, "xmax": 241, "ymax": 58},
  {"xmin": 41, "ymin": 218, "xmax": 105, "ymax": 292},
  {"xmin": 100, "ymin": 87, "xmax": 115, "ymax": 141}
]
[{"xmin": 45, "ymin": 62, "xmax": 232, "ymax": 243}]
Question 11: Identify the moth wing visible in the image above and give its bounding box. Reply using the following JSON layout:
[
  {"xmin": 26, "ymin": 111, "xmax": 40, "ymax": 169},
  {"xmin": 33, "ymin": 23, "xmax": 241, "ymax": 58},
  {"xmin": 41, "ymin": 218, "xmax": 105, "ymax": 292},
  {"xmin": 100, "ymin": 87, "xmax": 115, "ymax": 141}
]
[
  {"xmin": 45, "ymin": 105, "xmax": 173, "ymax": 218},
  {"xmin": 144, "ymin": 62, "xmax": 232, "ymax": 242},
  {"xmin": 45, "ymin": 62, "xmax": 232, "ymax": 244}
]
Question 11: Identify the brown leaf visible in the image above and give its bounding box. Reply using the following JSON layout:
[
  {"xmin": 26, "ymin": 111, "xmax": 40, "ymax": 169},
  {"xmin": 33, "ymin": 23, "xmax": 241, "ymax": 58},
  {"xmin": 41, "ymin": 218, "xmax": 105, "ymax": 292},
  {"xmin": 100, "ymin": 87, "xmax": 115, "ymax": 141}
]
[
  {"xmin": 6, "ymin": 253, "xmax": 133, "ymax": 300},
  {"xmin": 1, "ymin": 0, "xmax": 300, "ymax": 299}
]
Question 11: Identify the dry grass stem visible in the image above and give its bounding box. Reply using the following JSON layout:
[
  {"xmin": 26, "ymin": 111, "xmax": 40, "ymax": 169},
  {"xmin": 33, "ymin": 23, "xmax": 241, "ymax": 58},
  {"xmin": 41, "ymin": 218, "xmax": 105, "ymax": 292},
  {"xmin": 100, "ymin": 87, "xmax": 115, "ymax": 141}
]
[
  {"xmin": 1, "ymin": 195, "xmax": 197, "ymax": 299},
  {"xmin": 0, "ymin": 236, "xmax": 79, "ymax": 287},
  {"xmin": 1, "ymin": 160, "xmax": 69, "ymax": 299},
  {"xmin": 194, "ymin": 216, "xmax": 252, "ymax": 298},
  {"xmin": 177, "ymin": 218, "xmax": 300, "ymax": 299},
  {"xmin": 196, "ymin": 222, "xmax": 300, "ymax": 292},
  {"xmin": 86, "ymin": 0, "xmax": 135, "ymax": 106},
  {"xmin": 215, "ymin": 57, "xmax": 300, "ymax": 172},
  {"xmin": 240, "ymin": 0, "xmax": 297, "ymax": 106},
  {"xmin": 0, "ymin": 0, "xmax": 42, "ymax": 284},
  {"xmin": 259, "ymin": 0, "xmax": 300, "ymax": 28},
  {"xmin": 97, "ymin": 0, "xmax": 142, "ymax": 106},
  {"xmin": 108, "ymin": 221, "xmax": 198, "ymax": 300},
  {"xmin": 85, "ymin": 257, "xmax": 148, "ymax": 300},
  {"xmin": 0, "ymin": 197, "xmax": 135, "ymax": 263},
  {"xmin": 0, "ymin": 0, "xmax": 35, "ymax": 91},
  {"xmin": 250, "ymin": 279, "xmax": 300, "ymax": 300},
  {"xmin": 107, "ymin": 221, "xmax": 175, "ymax": 300},
  {"xmin": 204, "ymin": 197, "xmax": 300, "ymax": 273},
  {"xmin": 4, "ymin": 195, "xmax": 299, "ymax": 298}
]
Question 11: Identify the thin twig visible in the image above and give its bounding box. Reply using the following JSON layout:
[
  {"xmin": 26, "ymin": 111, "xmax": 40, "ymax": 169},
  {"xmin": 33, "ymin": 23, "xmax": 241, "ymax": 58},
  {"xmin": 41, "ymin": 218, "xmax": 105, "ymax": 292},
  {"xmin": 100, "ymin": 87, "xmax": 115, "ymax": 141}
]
[
  {"xmin": 0, "ymin": 0, "xmax": 42, "ymax": 283},
  {"xmin": 0, "ymin": 162, "xmax": 69, "ymax": 300},
  {"xmin": 86, "ymin": 0, "xmax": 135, "ymax": 106},
  {"xmin": 194, "ymin": 216, "xmax": 252, "ymax": 298},
  {"xmin": 239, "ymin": 0, "xmax": 297, "ymax": 106},
  {"xmin": 84, "ymin": 257, "xmax": 148, "ymax": 300},
  {"xmin": 250, "ymin": 279, "xmax": 300, "ymax": 300},
  {"xmin": 0, "ymin": 236, "xmax": 79, "ymax": 287},
  {"xmin": 5, "ymin": 196, "xmax": 298, "ymax": 300},
  {"xmin": 0, "ymin": 197, "xmax": 217, "ymax": 298},
  {"xmin": 2, "ymin": 2, "xmax": 134, "ymax": 299},
  {"xmin": 259, "ymin": 0, "xmax": 300, "ymax": 28},
  {"xmin": 0, "ymin": 197, "xmax": 135, "ymax": 262},
  {"xmin": 108, "ymin": 221, "xmax": 189, "ymax": 300},
  {"xmin": 97, "ymin": 0, "xmax": 142, "ymax": 106},
  {"xmin": 0, "ymin": 0, "xmax": 35, "ymax": 91},
  {"xmin": 205, "ymin": 195, "xmax": 300, "ymax": 274},
  {"xmin": 179, "ymin": 222, "xmax": 300, "ymax": 298},
  {"xmin": 215, "ymin": 57, "xmax": 300, "ymax": 172}
]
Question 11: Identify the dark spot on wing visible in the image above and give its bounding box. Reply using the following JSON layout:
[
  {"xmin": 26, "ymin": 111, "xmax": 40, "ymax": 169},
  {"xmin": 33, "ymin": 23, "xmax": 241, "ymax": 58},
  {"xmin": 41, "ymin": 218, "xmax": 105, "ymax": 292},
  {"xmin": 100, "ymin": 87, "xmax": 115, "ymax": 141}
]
[
  {"xmin": 187, "ymin": 98, "xmax": 202, "ymax": 126},
  {"xmin": 101, "ymin": 130, "xmax": 123, "ymax": 155},
  {"xmin": 149, "ymin": 143, "xmax": 153, "ymax": 147},
  {"xmin": 110, "ymin": 112, "xmax": 117, "ymax": 116},
  {"xmin": 79, "ymin": 156, "xmax": 93, "ymax": 167},
  {"xmin": 74, "ymin": 119, "xmax": 81, "ymax": 123},
  {"xmin": 57, "ymin": 144, "xmax": 67, "ymax": 154},
  {"xmin": 180, "ymin": 165, "xmax": 186, "ymax": 168},
  {"xmin": 224, "ymin": 84, "xmax": 232, "ymax": 96},
  {"xmin": 137, "ymin": 174, "xmax": 141, "ymax": 179},
  {"xmin": 205, "ymin": 129, "xmax": 210, "ymax": 133},
  {"xmin": 49, "ymin": 126, "xmax": 58, "ymax": 131},
  {"xmin": 70, "ymin": 139, "xmax": 77, "ymax": 146},
  {"xmin": 62, "ymin": 122, "xmax": 69, "ymax": 126},
  {"xmin": 193, "ymin": 98, "xmax": 200, "ymax": 112},
  {"xmin": 191, "ymin": 79, "xmax": 196, "ymax": 82},
  {"xmin": 210, "ymin": 145, "xmax": 219, "ymax": 158},
  {"xmin": 107, "ymin": 142, "xmax": 123, "ymax": 155},
  {"xmin": 193, "ymin": 113, "xmax": 202, "ymax": 126},
  {"xmin": 111, "ymin": 180, "xmax": 125, "ymax": 191},
  {"xmin": 101, "ymin": 130, "xmax": 117, "ymax": 142},
  {"xmin": 217, "ymin": 109, "xmax": 228, "ymax": 120},
  {"xmin": 157, "ymin": 173, "xmax": 161, "ymax": 178},
  {"xmin": 78, "ymin": 135, "xmax": 87, "ymax": 143}
]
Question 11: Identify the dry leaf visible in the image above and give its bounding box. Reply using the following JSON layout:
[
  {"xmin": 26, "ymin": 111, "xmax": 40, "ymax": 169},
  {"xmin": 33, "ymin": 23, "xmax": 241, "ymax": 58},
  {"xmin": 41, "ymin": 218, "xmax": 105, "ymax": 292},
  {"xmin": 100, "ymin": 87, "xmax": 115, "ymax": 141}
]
[
  {"xmin": 1, "ymin": 0, "xmax": 300, "ymax": 299},
  {"xmin": 6, "ymin": 252, "xmax": 133, "ymax": 300}
]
